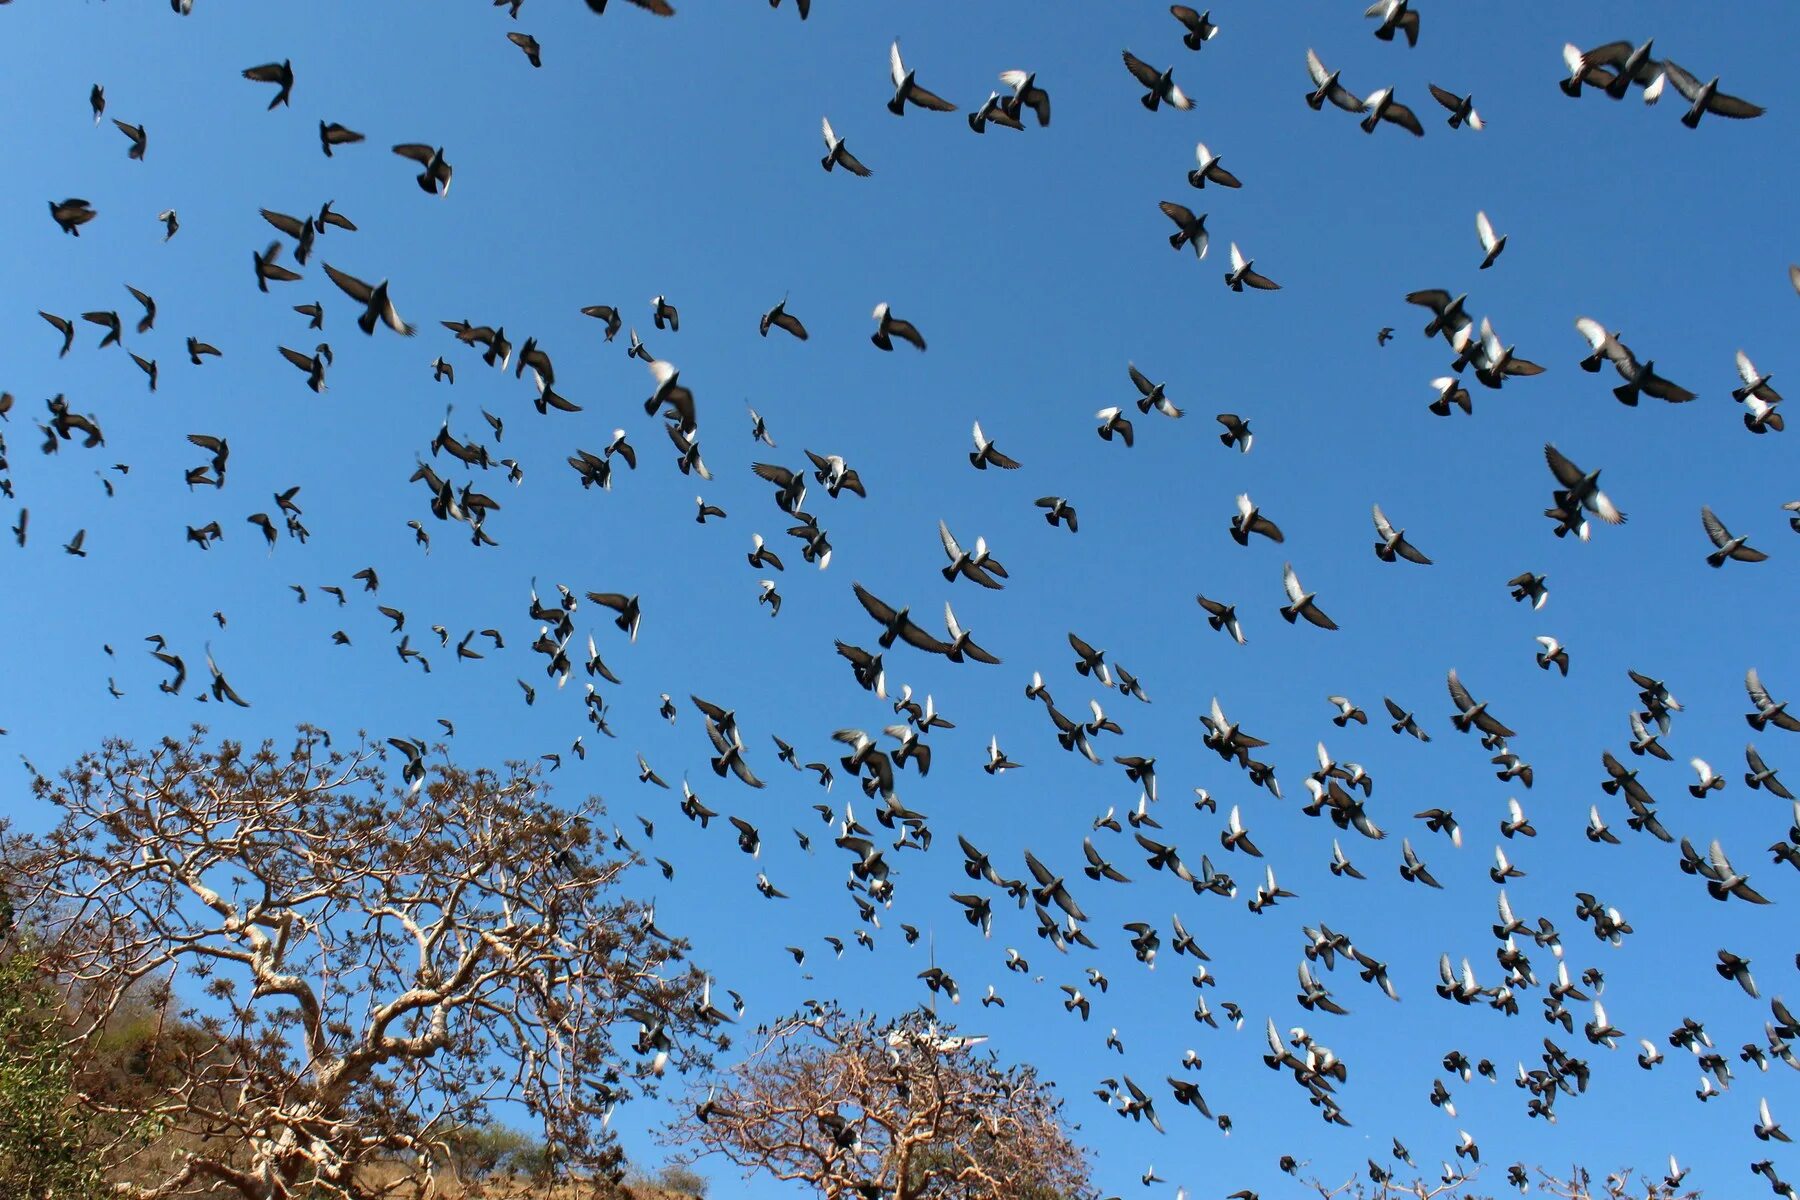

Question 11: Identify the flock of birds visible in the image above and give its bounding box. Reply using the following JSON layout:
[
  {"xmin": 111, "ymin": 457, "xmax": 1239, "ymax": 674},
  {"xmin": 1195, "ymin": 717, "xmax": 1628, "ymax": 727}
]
[{"xmin": 4, "ymin": 3, "xmax": 1799, "ymax": 1199}]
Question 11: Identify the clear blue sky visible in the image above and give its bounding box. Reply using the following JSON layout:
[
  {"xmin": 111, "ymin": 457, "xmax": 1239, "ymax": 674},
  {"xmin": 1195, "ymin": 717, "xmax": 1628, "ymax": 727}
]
[{"xmin": 2, "ymin": 1, "xmax": 1798, "ymax": 1196}]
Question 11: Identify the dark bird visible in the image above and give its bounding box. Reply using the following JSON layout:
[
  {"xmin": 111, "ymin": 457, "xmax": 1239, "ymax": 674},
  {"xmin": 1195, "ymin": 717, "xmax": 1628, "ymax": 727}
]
[
  {"xmin": 887, "ymin": 40, "xmax": 957, "ymax": 116},
  {"xmin": 820, "ymin": 117, "xmax": 873, "ymax": 176},
  {"xmin": 1365, "ymin": 0, "xmax": 1420, "ymax": 46},
  {"xmin": 1428, "ymin": 83, "xmax": 1484, "ymax": 129},
  {"xmin": 760, "ymin": 296, "xmax": 808, "ymax": 341},
  {"xmin": 1170, "ymin": 6, "xmax": 1219, "ymax": 50},
  {"xmin": 319, "ymin": 121, "xmax": 365, "ymax": 156},
  {"xmin": 49, "ymin": 198, "xmax": 97, "ymax": 236},
  {"xmin": 241, "ymin": 59, "xmax": 294, "ymax": 109},
  {"xmin": 1158, "ymin": 201, "xmax": 1208, "ymax": 259},
  {"xmin": 1224, "ymin": 242, "xmax": 1280, "ymax": 291},
  {"xmin": 969, "ymin": 421, "xmax": 1021, "ymax": 470},
  {"xmin": 507, "ymin": 31, "xmax": 542, "ymax": 67},
  {"xmin": 1123, "ymin": 50, "xmax": 1192, "ymax": 111},
  {"xmin": 112, "ymin": 119, "xmax": 146, "ymax": 160},
  {"xmin": 392, "ymin": 143, "xmax": 453, "ymax": 196},
  {"xmin": 870, "ymin": 303, "xmax": 925, "ymax": 351},
  {"xmin": 322, "ymin": 263, "xmax": 415, "ymax": 335}
]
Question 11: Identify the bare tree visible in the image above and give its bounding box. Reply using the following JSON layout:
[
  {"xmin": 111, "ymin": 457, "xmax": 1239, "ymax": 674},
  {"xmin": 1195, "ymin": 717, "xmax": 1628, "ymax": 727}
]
[
  {"xmin": 663, "ymin": 1001, "xmax": 1088, "ymax": 1200},
  {"xmin": 7, "ymin": 727, "xmax": 725, "ymax": 1200}
]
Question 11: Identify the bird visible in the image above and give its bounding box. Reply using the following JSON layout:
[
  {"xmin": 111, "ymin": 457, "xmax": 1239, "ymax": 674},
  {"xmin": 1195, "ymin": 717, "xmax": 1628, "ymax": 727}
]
[
  {"xmin": 1475, "ymin": 210, "xmax": 1506, "ymax": 269},
  {"xmin": 1428, "ymin": 83, "xmax": 1484, "ymax": 129},
  {"xmin": 1701, "ymin": 506, "xmax": 1767, "ymax": 567},
  {"xmin": 1230, "ymin": 493, "xmax": 1284, "ymax": 545},
  {"xmin": 112, "ymin": 119, "xmax": 146, "ymax": 160},
  {"xmin": 969, "ymin": 422, "xmax": 1021, "ymax": 470},
  {"xmin": 1544, "ymin": 444, "xmax": 1627, "ymax": 532},
  {"xmin": 319, "ymin": 121, "xmax": 365, "ymax": 156},
  {"xmin": 1305, "ymin": 49, "xmax": 1365, "ymax": 113},
  {"xmin": 1123, "ymin": 51, "xmax": 1191, "ymax": 111},
  {"xmin": 241, "ymin": 59, "xmax": 294, "ymax": 108},
  {"xmin": 1279, "ymin": 564, "xmax": 1337, "ymax": 631},
  {"xmin": 820, "ymin": 117, "xmax": 872, "ymax": 176},
  {"xmin": 1360, "ymin": 86, "xmax": 1425, "ymax": 135},
  {"xmin": 1187, "ymin": 142, "xmax": 1242, "ymax": 189},
  {"xmin": 887, "ymin": 40, "xmax": 956, "ymax": 116},
  {"xmin": 1534, "ymin": 636, "xmax": 1570, "ymax": 676},
  {"xmin": 392, "ymin": 143, "xmax": 453, "ymax": 195},
  {"xmin": 870, "ymin": 303, "xmax": 925, "ymax": 351},
  {"xmin": 322, "ymin": 264, "xmax": 415, "ymax": 336},
  {"xmin": 1574, "ymin": 318, "xmax": 1696, "ymax": 405},
  {"xmin": 759, "ymin": 296, "xmax": 808, "ymax": 341},
  {"xmin": 999, "ymin": 70, "xmax": 1051, "ymax": 126},
  {"xmin": 1658, "ymin": 60, "xmax": 1766, "ymax": 128},
  {"xmin": 1365, "ymin": 0, "xmax": 1420, "ymax": 45},
  {"xmin": 506, "ymin": 31, "xmax": 542, "ymax": 67},
  {"xmin": 49, "ymin": 198, "xmax": 97, "ymax": 236},
  {"xmin": 1170, "ymin": 7, "xmax": 1219, "ymax": 50},
  {"xmin": 1158, "ymin": 202, "xmax": 1208, "ymax": 259},
  {"xmin": 1215, "ymin": 413, "xmax": 1253, "ymax": 452},
  {"xmin": 1371, "ymin": 504, "xmax": 1432, "ymax": 564},
  {"xmin": 1223, "ymin": 243, "xmax": 1280, "ymax": 291}
]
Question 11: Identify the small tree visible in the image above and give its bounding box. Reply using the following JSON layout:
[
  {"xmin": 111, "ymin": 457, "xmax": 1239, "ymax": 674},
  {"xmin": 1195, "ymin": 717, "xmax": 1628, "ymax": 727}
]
[
  {"xmin": 0, "ymin": 928, "xmax": 113, "ymax": 1199},
  {"xmin": 664, "ymin": 1002, "xmax": 1088, "ymax": 1200},
  {"xmin": 9, "ymin": 727, "xmax": 725, "ymax": 1200}
]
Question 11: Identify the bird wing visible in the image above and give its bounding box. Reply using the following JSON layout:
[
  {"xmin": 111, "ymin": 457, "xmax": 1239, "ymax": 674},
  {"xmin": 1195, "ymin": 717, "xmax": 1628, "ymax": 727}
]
[
  {"xmin": 321, "ymin": 262, "xmax": 374, "ymax": 302},
  {"xmin": 1123, "ymin": 51, "xmax": 1162, "ymax": 88},
  {"xmin": 391, "ymin": 142, "xmax": 437, "ymax": 165},
  {"xmin": 1476, "ymin": 210, "xmax": 1499, "ymax": 253},
  {"xmin": 1282, "ymin": 563, "xmax": 1305, "ymax": 604},
  {"xmin": 1543, "ymin": 444, "xmax": 1585, "ymax": 489},
  {"xmin": 908, "ymin": 84, "xmax": 957, "ymax": 112},
  {"xmin": 889, "ymin": 39, "xmax": 906, "ymax": 87},
  {"xmin": 1700, "ymin": 506, "xmax": 1733, "ymax": 549}
]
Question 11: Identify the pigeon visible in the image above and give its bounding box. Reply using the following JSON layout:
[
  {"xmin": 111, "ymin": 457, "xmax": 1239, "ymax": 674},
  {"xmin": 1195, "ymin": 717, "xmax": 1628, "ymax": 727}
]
[
  {"xmin": 1305, "ymin": 49, "xmax": 1365, "ymax": 113},
  {"xmin": 1701, "ymin": 506, "xmax": 1767, "ymax": 567},
  {"xmin": 887, "ymin": 40, "xmax": 957, "ymax": 116},
  {"xmin": 1658, "ymin": 60, "xmax": 1766, "ymax": 128},
  {"xmin": 820, "ymin": 117, "xmax": 873, "ymax": 176},
  {"xmin": 1475, "ymin": 210, "xmax": 1506, "ymax": 269},
  {"xmin": 1188, "ymin": 142, "xmax": 1242, "ymax": 189},
  {"xmin": 870, "ymin": 303, "xmax": 925, "ymax": 351},
  {"xmin": 1170, "ymin": 6, "xmax": 1219, "ymax": 50},
  {"xmin": 1365, "ymin": 0, "xmax": 1420, "ymax": 46},
  {"xmin": 392, "ymin": 143, "xmax": 453, "ymax": 196},
  {"xmin": 1371, "ymin": 504, "xmax": 1432, "ymax": 564},
  {"xmin": 1123, "ymin": 51, "xmax": 1192, "ymax": 111},
  {"xmin": 1428, "ymin": 83, "xmax": 1484, "ymax": 129},
  {"xmin": 1223, "ymin": 243, "xmax": 1280, "ymax": 291},
  {"xmin": 1279, "ymin": 563, "xmax": 1338, "ymax": 631},
  {"xmin": 241, "ymin": 59, "xmax": 295, "ymax": 109}
]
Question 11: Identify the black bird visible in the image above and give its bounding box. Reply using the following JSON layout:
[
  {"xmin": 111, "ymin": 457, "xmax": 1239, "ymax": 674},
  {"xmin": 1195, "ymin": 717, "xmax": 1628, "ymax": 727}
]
[
  {"xmin": 319, "ymin": 121, "xmax": 365, "ymax": 156},
  {"xmin": 1170, "ymin": 6, "xmax": 1219, "ymax": 50},
  {"xmin": 241, "ymin": 59, "xmax": 295, "ymax": 109},
  {"xmin": 507, "ymin": 31, "xmax": 542, "ymax": 67},
  {"xmin": 49, "ymin": 198, "xmax": 97, "ymax": 236},
  {"xmin": 322, "ymin": 263, "xmax": 415, "ymax": 336},
  {"xmin": 1123, "ymin": 51, "xmax": 1192, "ymax": 111},
  {"xmin": 393, "ymin": 144, "xmax": 453, "ymax": 196}
]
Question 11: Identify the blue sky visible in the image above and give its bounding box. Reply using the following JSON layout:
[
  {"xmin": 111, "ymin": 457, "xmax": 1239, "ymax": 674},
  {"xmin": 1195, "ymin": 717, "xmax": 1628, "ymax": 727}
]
[{"xmin": 2, "ymin": 0, "xmax": 1798, "ymax": 1195}]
